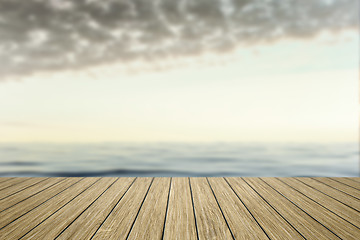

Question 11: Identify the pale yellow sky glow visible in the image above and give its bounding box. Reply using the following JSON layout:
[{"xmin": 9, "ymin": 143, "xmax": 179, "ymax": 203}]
[{"xmin": 0, "ymin": 31, "xmax": 358, "ymax": 143}]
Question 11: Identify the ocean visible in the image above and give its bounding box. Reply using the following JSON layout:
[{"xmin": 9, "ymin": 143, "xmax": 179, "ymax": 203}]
[{"xmin": 0, "ymin": 142, "xmax": 358, "ymax": 177}]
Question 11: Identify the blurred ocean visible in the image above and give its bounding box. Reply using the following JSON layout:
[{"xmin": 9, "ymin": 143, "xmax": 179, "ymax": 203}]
[{"xmin": 0, "ymin": 142, "xmax": 358, "ymax": 177}]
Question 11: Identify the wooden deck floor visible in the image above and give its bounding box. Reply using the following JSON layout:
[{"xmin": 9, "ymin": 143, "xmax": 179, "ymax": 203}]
[{"xmin": 0, "ymin": 177, "xmax": 359, "ymax": 239}]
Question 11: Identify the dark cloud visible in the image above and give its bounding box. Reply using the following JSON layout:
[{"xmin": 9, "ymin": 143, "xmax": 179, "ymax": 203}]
[{"xmin": 0, "ymin": 0, "xmax": 357, "ymax": 78}]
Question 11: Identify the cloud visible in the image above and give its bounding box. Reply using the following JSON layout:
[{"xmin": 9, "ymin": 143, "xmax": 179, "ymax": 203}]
[{"xmin": 0, "ymin": 0, "xmax": 357, "ymax": 79}]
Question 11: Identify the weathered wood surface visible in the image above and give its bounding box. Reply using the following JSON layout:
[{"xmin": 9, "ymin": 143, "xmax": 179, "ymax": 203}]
[{"xmin": 0, "ymin": 177, "xmax": 359, "ymax": 239}]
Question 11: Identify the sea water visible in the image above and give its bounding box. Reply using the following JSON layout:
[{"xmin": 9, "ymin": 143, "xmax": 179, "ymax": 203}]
[{"xmin": 0, "ymin": 142, "xmax": 358, "ymax": 177}]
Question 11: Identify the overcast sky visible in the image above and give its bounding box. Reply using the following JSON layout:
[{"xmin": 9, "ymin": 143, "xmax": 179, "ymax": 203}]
[{"xmin": 0, "ymin": 0, "xmax": 358, "ymax": 142}]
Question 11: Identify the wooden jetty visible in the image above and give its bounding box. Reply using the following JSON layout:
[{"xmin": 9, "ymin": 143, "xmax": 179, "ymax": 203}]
[{"xmin": 0, "ymin": 177, "xmax": 359, "ymax": 239}]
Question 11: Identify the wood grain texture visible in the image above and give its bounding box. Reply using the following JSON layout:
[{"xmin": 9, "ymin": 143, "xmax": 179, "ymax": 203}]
[
  {"xmin": 0, "ymin": 177, "xmax": 31, "ymax": 191},
  {"xmin": 281, "ymin": 178, "xmax": 360, "ymax": 226},
  {"xmin": 56, "ymin": 177, "xmax": 135, "ymax": 239},
  {"xmin": 163, "ymin": 177, "xmax": 197, "ymax": 240},
  {"xmin": 0, "ymin": 178, "xmax": 82, "ymax": 229},
  {"xmin": 127, "ymin": 177, "xmax": 171, "ymax": 240},
  {"xmin": 0, "ymin": 178, "xmax": 64, "ymax": 212},
  {"xmin": 331, "ymin": 178, "xmax": 360, "ymax": 190},
  {"xmin": 22, "ymin": 178, "xmax": 117, "ymax": 239},
  {"xmin": 208, "ymin": 177, "xmax": 268, "ymax": 240},
  {"xmin": 263, "ymin": 177, "xmax": 360, "ymax": 240},
  {"xmin": 0, "ymin": 178, "xmax": 48, "ymax": 201},
  {"xmin": 1, "ymin": 177, "xmax": 359, "ymax": 240},
  {"xmin": 351, "ymin": 178, "xmax": 360, "ymax": 183},
  {"xmin": 244, "ymin": 177, "xmax": 339, "ymax": 239},
  {"xmin": 314, "ymin": 177, "xmax": 360, "ymax": 199},
  {"xmin": 296, "ymin": 177, "xmax": 360, "ymax": 212},
  {"xmin": 0, "ymin": 178, "xmax": 13, "ymax": 184},
  {"xmin": 0, "ymin": 178, "xmax": 99, "ymax": 239},
  {"xmin": 227, "ymin": 177, "xmax": 303, "ymax": 240},
  {"xmin": 92, "ymin": 177, "xmax": 153, "ymax": 240},
  {"xmin": 190, "ymin": 177, "xmax": 233, "ymax": 240}
]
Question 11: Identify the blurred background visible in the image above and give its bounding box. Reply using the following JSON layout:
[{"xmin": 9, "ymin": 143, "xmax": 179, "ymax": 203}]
[{"xmin": 0, "ymin": 0, "xmax": 358, "ymax": 177}]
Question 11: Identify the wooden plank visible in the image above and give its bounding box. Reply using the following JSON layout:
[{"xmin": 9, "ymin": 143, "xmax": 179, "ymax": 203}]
[
  {"xmin": 0, "ymin": 178, "xmax": 13, "ymax": 184},
  {"xmin": 208, "ymin": 177, "xmax": 268, "ymax": 240},
  {"xmin": 55, "ymin": 178, "xmax": 135, "ymax": 239},
  {"xmin": 0, "ymin": 178, "xmax": 100, "ymax": 239},
  {"xmin": 0, "ymin": 178, "xmax": 48, "ymax": 200},
  {"xmin": 226, "ymin": 177, "xmax": 303, "ymax": 240},
  {"xmin": 296, "ymin": 178, "xmax": 360, "ymax": 212},
  {"xmin": 92, "ymin": 178, "xmax": 153, "ymax": 239},
  {"xmin": 281, "ymin": 178, "xmax": 360, "ymax": 226},
  {"xmin": 314, "ymin": 177, "xmax": 360, "ymax": 199},
  {"xmin": 21, "ymin": 178, "xmax": 117, "ymax": 239},
  {"xmin": 0, "ymin": 178, "xmax": 64, "ymax": 212},
  {"xmin": 0, "ymin": 177, "xmax": 30, "ymax": 191},
  {"xmin": 352, "ymin": 178, "xmax": 360, "ymax": 183},
  {"xmin": 331, "ymin": 178, "xmax": 360, "ymax": 190},
  {"xmin": 163, "ymin": 177, "xmax": 197, "ymax": 240},
  {"xmin": 0, "ymin": 178, "xmax": 82, "ymax": 229},
  {"xmin": 244, "ymin": 178, "xmax": 339, "ymax": 239},
  {"xmin": 0, "ymin": 177, "xmax": 358, "ymax": 239},
  {"xmin": 190, "ymin": 177, "xmax": 234, "ymax": 240},
  {"xmin": 127, "ymin": 178, "xmax": 171, "ymax": 240},
  {"xmin": 263, "ymin": 178, "xmax": 360, "ymax": 239}
]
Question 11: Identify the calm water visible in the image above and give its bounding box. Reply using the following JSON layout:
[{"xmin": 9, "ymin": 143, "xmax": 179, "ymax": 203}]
[{"xmin": 0, "ymin": 142, "xmax": 358, "ymax": 177}]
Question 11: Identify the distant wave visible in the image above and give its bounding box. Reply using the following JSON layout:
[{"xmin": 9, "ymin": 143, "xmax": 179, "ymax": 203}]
[
  {"xmin": 0, "ymin": 142, "xmax": 358, "ymax": 177},
  {"xmin": 0, "ymin": 169, "xmax": 344, "ymax": 178},
  {"xmin": 0, "ymin": 169, "xmax": 245, "ymax": 177},
  {"xmin": 0, "ymin": 161, "xmax": 40, "ymax": 166}
]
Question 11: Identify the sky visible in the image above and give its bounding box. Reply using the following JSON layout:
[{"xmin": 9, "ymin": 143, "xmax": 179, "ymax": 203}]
[{"xmin": 0, "ymin": 0, "xmax": 358, "ymax": 143}]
